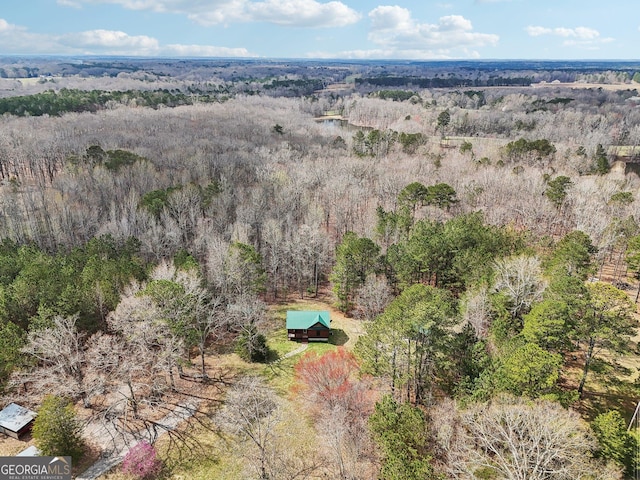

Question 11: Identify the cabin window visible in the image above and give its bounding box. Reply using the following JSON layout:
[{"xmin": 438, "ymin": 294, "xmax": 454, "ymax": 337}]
[{"xmin": 303, "ymin": 329, "xmax": 307, "ymax": 334}]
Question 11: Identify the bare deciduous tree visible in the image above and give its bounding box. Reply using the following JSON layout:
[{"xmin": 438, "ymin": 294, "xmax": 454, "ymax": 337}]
[
  {"xmin": 461, "ymin": 287, "xmax": 492, "ymax": 339},
  {"xmin": 264, "ymin": 408, "xmax": 322, "ymax": 480},
  {"xmin": 493, "ymin": 254, "xmax": 546, "ymax": 319},
  {"xmin": 217, "ymin": 376, "xmax": 281, "ymax": 480},
  {"xmin": 315, "ymin": 404, "xmax": 376, "ymax": 480},
  {"xmin": 432, "ymin": 395, "xmax": 622, "ymax": 480},
  {"xmin": 174, "ymin": 267, "xmax": 227, "ymax": 379},
  {"xmin": 18, "ymin": 315, "xmax": 94, "ymax": 407},
  {"xmin": 107, "ymin": 286, "xmax": 184, "ymax": 411},
  {"xmin": 353, "ymin": 274, "xmax": 393, "ymax": 321}
]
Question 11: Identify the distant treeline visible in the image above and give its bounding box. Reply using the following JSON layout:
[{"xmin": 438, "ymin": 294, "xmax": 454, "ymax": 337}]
[
  {"xmin": 0, "ymin": 88, "xmax": 221, "ymax": 117},
  {"xmin": 356, "ymin": 75, "xmax": 533, "ymax": 88},
  {"xmin": 262, "ymin": 78, "xmax": 324, "ymax": 93}
]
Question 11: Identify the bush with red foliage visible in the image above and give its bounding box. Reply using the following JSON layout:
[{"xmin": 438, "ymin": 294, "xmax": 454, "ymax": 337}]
[
  {"xmin": 294, "ymin": 348, "xmax": 373, "ymax": 415},
  {"xmin": 121, "ymin": 441, "xmax": 162, "ymax": 479}
]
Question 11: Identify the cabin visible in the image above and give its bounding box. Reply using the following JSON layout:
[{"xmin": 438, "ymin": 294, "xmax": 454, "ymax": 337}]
[
  {"xmin": 0, "ymin": 403, "xmax": 37, "ymax": 440},
  {"xmin": 286, "ymin": 311, "xmax": 331, "ymax": 342}
]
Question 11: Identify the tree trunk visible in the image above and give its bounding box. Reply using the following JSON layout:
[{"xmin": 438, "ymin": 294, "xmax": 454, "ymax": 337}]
[
  {"xmin": 313, "ymin": 261, "xmax": 319, "ymax": 298},
  {"xmin": 391, "ymin": 347, "xmax": 397, "ymax": 399},
  {"xmin": 168, "ymin": 365, "xmax": 176, "ymax": 391},
  {"xmin": 406, "ymin": 339, "xmax": 412, "ymax": 403},
  {"xmin": 577, "ymin": 338, "xmax": 595, "ymax": 398},
  {"xmin": 127, "ymin": 379, "xmax": 138, "ymax": 418},
  {"xmin": 200, "ymin": 347, "xmax": 207, "ymax": 379},
  {"xmin": 613, "ymin": 249, "xmax": 624, "ymax": 282},
  {"xmin": 414, "ymin": 336, "xmax": 429, "ymax": 406},
  {"xmin": 260, "ymin": 444, "xmax": 269, "ymax": 480}
]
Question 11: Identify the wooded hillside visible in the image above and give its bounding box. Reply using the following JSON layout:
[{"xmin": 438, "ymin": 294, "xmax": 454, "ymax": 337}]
[{"xmin": 1, "ymin": 58, "xmax": 640, "ymax": 479}]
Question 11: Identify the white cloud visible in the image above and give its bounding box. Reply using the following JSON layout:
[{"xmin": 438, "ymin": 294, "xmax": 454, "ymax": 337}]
[
  {"xmin": 367, "ymin": 7, "xmax": 498, "ymax": 56},
  {"xmin": 0, "ymin": 19, "xmax": 20, "ymax": 33},
  {"xmin": 439, "ymin": 15, "xmax": 473, "ymax": 31},
  {"xmin": 164, "ymin": 44, "xmax": 252, "ymax": 57},
  {"xmin": 0, "ymin": 19, "xmax": 55, "ymax": 54},
  {"xmin": 526, "ymin": 25, "xmax": 613, "ymax": 48},
  {"xmin": 369, "ymin": 5, "xmax": 413, "ymax": 31},
  {"xmin": 0, "ymin": 18, "xmax": 255, "ymax": 57},
  {"xmin": 308, "ymin": 48, "xmax": 393, "ymax": 59},
  {"xmin": 526, "ymin": 26, "xmax": 601, "ymax": 40},
  {"xmin": 563, "ymin": 37, "xmax": 614, "ymax": 49},
  {"xmin": 308, "ymin": 47, "xmax": 483, "ymax": 60},
  {"xmin": 60, "ymin": 30, "xmax": 160, "ymax": 55},
  {"xmin": 309, "ymin": 7, "xmax": 498, "ymax": 59},
  {"xmin": 58, "ymin": 0, "xmax": 360, "ymax": 28},
  {"xmin": 56, "ymin": 0, "xmax": 83, "ymax": 7},
  {"xmin": 525, "ymin": 26, "xmax": 552, "ymax": 37},
  {"xmin": 573, "ymin": 27, "xmax": 600, "ymax": 40},
  {"xmin": 554, "ymin": 27, "xmax": 599, "ymax": 39},
  {"xmin": 245, "ymin": 0, "xmax": 360, "ymax": 27}
]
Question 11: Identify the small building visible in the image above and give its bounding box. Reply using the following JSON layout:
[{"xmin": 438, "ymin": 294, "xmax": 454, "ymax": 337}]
[
  {"xmin": 0, "ymin": 403, "xmax": 37, "ymax": 440},
  {"xmin": 286, "ymin": 311, "xmax": 331, "ymax": 342}
]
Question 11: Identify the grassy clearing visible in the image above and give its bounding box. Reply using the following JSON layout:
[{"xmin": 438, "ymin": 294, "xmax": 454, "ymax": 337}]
[
  {"xmin": 157, "ymin": 428, "xmax": 243, "ymax": 480},
  {"xmin": 100, "ymin": 424, "xmax": 243, "ymax": 480},
  {"xmin": 97, "ymin": 379, "xmax": 322, "ymax": 480},
  {"xmin": 261, "ymin": 329, "xmax": 343, "ymax": 393},
  {"xmin": 94, "ymin": 295, "xmax": 362, "ymax": 479},
  {"xmin": 270, "ymin": 296, "xmax": 366, "ymax": 347},
  {"xmin": 264, "ymin": 324, "xmax": 298, "ymax": 359},
  {"xmin": 0, "ymin": 436, "xmax": 31, "ymax": 456},
  {"xmin": 261, "ymin": 295, "xmax": 364, "ymax": 393},
  {"xmin": 563, "ymin": 341, "xmax": 640, "ymax": 422}
]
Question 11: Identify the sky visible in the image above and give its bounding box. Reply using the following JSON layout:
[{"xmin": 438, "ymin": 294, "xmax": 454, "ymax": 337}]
[{"xmin": 0, "ymin": 0, "xmax": 638, "ymax": 60}]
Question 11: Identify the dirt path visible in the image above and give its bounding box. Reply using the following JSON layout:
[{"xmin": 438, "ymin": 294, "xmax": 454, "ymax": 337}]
[
  {"xmin": 76, "ymin": 402, "xmax": 199, "ymax": 480},
  {"xmin": 280, "ymin": 343, "xmax": 308, "ymax": 360}
]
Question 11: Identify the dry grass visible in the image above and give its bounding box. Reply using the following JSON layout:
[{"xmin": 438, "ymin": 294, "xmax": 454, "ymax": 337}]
[
  {"xmin": 562, "ymin": 259, "xmax": 640, "ymax": 421},
  {"xmin": 97, "ymin": 352, "xmax": 329, "ymax": 479},
  {"xmin": 0, "ymin": 432, "xmax": 102, "ymax": 477},
  {"xmin": 0, "ymin": 434, "xmax": 33, "ymax": 456},
  {"xmin": 270, "ymin": 294, "xmax": 367, "ymax": 349}
]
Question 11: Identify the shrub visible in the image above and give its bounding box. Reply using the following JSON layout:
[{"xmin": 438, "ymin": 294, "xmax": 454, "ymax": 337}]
[
  {"xmin": 592, "ymin": 410, "xmax": 636, "ymax": 475},
  {"xmin": 32, "ymin": 395, "xmax": 85, "ymax": 462},
  {"xmin": 504, "ymin": 137, "xmax": 556, "ymax": 161},
  {"xmin": 121, "ymin": 441, "xmax": 162, "ymax": 479},
  {"xmin": 235, "ymin": 325, "xmax": 269, "ymax": 363}
]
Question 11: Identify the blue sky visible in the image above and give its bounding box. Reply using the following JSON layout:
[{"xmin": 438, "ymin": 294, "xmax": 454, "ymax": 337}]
[{"xmin": 1, "ymin": 0, "xmax": 637, "ymax": 59}]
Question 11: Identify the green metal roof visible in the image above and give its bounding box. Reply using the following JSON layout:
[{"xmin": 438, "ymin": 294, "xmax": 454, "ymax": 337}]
[{"xmin": 286, "ymin": 310, "xmax": 330, "ymax": 330}]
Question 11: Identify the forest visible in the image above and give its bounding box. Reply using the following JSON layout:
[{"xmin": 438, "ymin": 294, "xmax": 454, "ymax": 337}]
[{"xmin": 1, "ymin": 57, "xmax": 640, "ymax": 479}]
